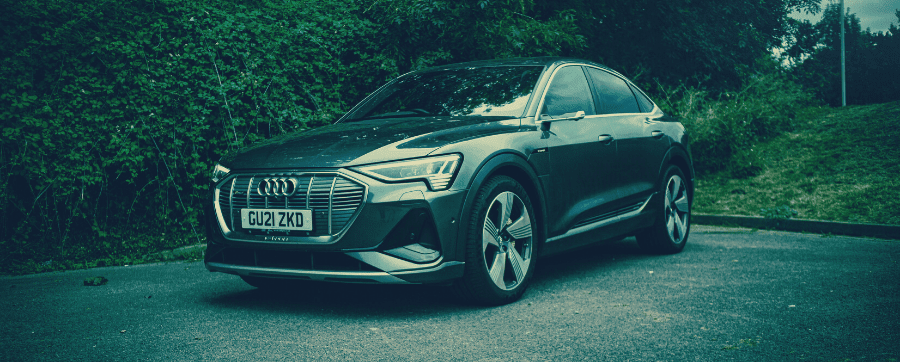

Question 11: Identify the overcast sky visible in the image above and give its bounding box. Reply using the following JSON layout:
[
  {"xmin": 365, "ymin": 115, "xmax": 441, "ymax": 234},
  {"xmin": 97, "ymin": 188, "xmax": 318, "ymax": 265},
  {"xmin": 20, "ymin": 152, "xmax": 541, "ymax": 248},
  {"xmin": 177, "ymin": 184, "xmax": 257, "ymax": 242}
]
[{"xmin": 790, "ymin": 0, "xmax": 900, "ymax": 33}]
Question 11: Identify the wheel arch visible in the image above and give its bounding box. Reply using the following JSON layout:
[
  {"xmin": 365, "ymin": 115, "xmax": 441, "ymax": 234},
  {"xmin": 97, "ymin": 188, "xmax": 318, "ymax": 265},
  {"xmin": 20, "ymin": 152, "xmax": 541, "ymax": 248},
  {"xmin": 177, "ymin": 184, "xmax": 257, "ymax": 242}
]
[
  {"xmin": 659, "ymin": 145, "xmax": 695, "ymax": 199},
  {"xmin": 636, "ymin": 146, "xmax": 694, "ymax": 254},
  {"xmin": 450, "ymin": 153, "xmax": 548, "ymax": 262}
]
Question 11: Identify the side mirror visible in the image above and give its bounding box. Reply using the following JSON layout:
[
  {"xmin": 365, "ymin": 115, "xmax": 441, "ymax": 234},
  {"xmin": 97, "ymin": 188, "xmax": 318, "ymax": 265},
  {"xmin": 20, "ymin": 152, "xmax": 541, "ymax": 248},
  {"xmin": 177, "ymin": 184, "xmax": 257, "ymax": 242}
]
[{"xmin": 538, "ymin": 110, "xmax": 585, "ymax": 131}]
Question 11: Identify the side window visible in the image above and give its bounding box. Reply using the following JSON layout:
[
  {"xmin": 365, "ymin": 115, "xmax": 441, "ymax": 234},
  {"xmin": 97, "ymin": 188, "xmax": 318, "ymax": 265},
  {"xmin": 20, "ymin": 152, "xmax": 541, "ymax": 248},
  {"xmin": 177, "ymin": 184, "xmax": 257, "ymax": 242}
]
[
  {"xmin": 541, "ymin": 66, "xmax": 596, "ymax": 117},
  {"xmin": 585, "ymin": 68, "xmax": 640, "ymax": 114},
  {"xmin": 630, "ymin": 84, "xmax": 655, "ymax": 113}
]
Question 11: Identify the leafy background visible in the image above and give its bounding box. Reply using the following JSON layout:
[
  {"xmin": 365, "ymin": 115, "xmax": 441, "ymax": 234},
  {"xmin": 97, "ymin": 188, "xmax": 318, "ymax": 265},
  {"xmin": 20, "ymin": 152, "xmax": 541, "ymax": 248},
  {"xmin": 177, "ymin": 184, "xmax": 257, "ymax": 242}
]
[{"xmin": 1, "ymin": 0, "xmax": 897, "ymax": 272}]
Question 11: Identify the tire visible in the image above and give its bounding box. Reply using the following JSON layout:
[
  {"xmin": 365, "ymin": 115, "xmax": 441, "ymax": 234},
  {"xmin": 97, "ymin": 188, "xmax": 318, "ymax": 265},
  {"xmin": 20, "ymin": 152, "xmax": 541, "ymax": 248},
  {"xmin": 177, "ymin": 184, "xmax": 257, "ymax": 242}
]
[
  {"xmin": 636, "ymin": 165, "xmax": 691, "ymax": 254},
  {"xmin": 453, "ymin": 176, "xmax": 538, "ymax": 305}
]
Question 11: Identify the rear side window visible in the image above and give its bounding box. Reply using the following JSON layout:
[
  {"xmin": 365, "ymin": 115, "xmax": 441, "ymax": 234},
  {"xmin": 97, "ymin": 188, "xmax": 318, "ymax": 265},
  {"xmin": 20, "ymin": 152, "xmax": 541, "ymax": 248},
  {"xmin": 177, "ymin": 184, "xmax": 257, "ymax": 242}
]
[
  {"xmin": 630, "ymin": 84, "xmax": 655, "ymax": 113},
  {"xmin": 541, "ymin": 66, "xmax": 596, "ymax": 117},
  {"xmin": 585, "ymin": 67, "xmax": 640, "ymax": 114}
]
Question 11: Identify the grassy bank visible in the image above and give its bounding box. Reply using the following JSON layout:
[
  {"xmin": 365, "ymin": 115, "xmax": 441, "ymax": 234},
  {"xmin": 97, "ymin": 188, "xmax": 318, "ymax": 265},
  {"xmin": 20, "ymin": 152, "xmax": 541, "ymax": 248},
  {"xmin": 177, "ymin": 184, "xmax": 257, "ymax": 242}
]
[{"xmin": 693, "ymin": 101, "xmax": 900, "ymax": 225}]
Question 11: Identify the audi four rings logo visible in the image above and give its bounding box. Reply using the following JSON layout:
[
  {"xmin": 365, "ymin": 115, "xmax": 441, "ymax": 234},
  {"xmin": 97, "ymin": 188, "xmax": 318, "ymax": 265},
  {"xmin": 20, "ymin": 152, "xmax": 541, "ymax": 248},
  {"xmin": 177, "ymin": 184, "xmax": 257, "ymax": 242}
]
[{"xmin": 257, "ymin": 178, "xmax": 299, "ymax": 197}]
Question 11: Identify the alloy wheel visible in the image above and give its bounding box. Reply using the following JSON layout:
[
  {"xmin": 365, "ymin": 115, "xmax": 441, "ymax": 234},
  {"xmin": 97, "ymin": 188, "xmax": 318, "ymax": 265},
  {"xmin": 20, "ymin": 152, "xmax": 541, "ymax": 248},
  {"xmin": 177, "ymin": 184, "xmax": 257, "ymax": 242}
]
[
  {"xmin": 481, "ymin": 191, "xmax": 533, "ymax": 291},
  {"xmin": 664, "ymin": 174, "xmax": 690, "ymax": 244}
]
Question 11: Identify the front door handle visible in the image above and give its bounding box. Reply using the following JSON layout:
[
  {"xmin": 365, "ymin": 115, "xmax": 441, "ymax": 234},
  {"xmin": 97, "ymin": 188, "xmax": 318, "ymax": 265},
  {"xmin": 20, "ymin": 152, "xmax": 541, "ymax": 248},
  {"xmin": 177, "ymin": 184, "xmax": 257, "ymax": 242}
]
[
  {"xmin": 598, "ymin": 134, "xmax": 614, "ymax": 144},
  {"xmin": 651, "ymin": 130, "xmax": 664, "ymax": 139}
]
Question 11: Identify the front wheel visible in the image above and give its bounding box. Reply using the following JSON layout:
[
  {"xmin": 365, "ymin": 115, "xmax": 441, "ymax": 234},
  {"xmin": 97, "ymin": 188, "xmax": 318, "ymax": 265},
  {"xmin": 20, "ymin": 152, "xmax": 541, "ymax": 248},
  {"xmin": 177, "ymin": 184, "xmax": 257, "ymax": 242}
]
[
  {"xmin": 453, "ymin": 176, "xmax": 538, "ymax": 305},
  {"xmin": 636, "ymin": 165, "xmax": 691, "ymax": 254}
]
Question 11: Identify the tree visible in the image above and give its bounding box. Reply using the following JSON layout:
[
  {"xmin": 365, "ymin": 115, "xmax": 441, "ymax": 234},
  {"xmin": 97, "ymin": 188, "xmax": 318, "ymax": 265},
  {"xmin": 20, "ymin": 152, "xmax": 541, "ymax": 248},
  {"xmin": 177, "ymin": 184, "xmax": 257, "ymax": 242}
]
[
  {"xmin": 361, "ymin": 0, "xmax": 586, "ymax": 74},
  {"xmin": 530, "ymin": 0, "xmax": 821, "ymax": 90},
  {"xmin": 788, "ymin": 4, "xmax": 900, "ymax": 105}
]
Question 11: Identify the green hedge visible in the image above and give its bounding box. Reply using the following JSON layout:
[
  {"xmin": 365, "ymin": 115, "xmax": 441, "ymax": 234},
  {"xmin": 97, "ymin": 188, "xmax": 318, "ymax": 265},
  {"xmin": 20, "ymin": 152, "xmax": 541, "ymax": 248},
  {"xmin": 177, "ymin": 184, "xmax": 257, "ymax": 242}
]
[
  {"xmin": 0, "ymin": 0, "xmax": 394, "ymax": 270},
  {"xmin": 0, "ymin": 0, "xmax": 816, "ymax": 272},
  {"xmin": 0, "ymin": 0, "xmax": 586, "ymax": 272}
]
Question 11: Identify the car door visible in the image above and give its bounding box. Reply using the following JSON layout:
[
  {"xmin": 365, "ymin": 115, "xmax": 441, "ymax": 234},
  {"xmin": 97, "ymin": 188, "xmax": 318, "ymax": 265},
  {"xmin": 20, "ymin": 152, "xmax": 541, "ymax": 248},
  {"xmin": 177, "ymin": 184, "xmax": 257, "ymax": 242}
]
[
  {"xmin": 539, "ymin": 65, "xmax": 620, "ymax": 238},
  {"xmin": 584, "ymin": 67, "xmax": 670, "ymax": 206}
]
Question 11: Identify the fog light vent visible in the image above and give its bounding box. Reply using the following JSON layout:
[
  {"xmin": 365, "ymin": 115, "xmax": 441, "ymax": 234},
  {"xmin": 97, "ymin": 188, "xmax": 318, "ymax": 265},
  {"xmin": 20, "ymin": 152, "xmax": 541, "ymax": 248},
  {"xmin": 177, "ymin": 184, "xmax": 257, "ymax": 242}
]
[{"xmin": 384, "ymin": 243, "xmax": 440, "ymax": 263}]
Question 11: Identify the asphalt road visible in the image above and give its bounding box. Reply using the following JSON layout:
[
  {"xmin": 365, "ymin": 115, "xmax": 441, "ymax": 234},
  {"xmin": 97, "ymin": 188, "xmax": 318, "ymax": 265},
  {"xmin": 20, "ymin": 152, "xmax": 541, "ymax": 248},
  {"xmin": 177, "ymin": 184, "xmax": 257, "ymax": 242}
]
[{"xmin": 1, "ymin": 225, "xmax": 898, "ymax": 361}]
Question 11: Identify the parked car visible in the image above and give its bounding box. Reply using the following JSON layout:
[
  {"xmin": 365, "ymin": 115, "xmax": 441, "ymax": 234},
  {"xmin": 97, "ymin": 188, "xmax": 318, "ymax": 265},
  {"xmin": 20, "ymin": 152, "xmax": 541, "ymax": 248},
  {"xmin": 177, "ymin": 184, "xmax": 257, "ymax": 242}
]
[{"xmin": 205, "ymin": 57, "xmax": 693, "ymax": 305}]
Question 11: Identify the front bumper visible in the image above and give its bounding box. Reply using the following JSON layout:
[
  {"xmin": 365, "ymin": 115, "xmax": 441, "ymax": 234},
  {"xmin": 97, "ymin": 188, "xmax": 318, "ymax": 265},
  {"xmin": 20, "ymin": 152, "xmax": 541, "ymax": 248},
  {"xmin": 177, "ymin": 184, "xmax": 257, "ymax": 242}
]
[
  {"xmin": 205, "ymin": 258, "xmax": 464, "ymax": 284},
  {"xmin": 204, "ymin": 169, "xmax": 468, "ymax": 284}
]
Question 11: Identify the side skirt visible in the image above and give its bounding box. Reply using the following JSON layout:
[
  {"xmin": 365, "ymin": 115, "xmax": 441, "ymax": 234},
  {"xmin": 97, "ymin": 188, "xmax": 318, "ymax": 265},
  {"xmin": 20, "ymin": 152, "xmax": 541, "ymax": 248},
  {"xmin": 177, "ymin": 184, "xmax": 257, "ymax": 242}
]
[{"xmin": 540, "ymin": 193, "xmax": 656, "ymax": 257}]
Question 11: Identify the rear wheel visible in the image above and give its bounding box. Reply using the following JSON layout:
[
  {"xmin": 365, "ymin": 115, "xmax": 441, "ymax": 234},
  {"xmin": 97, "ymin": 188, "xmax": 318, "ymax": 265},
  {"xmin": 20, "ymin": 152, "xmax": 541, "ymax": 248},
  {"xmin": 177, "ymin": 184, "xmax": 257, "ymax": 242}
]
[
  {"xmin": 453, "ymin": 176, "xmax": 538, "ymax": 305},
  {"xmin": 636, "ymin": 165, "xmax": 691, "ymax": 254}
]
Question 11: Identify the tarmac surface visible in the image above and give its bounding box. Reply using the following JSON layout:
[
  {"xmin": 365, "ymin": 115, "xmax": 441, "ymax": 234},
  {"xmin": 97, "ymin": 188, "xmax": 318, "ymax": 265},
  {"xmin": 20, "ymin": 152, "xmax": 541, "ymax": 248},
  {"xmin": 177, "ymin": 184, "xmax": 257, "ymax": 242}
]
[{"xmin": 1, "ymin": 225, "xmax": 898, "ymax": 361}]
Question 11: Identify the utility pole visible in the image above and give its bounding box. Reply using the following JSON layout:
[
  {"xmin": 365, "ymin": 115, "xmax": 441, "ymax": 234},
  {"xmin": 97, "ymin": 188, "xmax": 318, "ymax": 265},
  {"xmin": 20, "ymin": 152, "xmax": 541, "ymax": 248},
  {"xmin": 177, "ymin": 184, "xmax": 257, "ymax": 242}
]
[{"xmin": 840, "ymin": 0, "xmax": 846, "ymax": 106}]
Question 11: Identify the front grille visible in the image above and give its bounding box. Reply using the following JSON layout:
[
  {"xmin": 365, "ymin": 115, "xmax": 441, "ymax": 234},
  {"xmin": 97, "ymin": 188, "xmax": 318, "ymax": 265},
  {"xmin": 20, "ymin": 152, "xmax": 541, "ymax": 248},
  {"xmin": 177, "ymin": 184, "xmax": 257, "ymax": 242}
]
[{"xmin": 216, "ymin": 173, "xmax": 366, "ymax": 237}]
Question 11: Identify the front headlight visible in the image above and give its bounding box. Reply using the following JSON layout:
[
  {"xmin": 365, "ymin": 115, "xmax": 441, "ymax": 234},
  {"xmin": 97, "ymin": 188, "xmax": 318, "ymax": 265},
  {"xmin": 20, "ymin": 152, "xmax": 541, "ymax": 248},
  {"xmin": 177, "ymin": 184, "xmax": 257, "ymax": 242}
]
[
  {"xmin": 352, "ymin": 154, "xmax": 461, "ymax": 191},
  {"xmin": 211, "ymin": 163, "xmax": 230, "ymax": 183}
]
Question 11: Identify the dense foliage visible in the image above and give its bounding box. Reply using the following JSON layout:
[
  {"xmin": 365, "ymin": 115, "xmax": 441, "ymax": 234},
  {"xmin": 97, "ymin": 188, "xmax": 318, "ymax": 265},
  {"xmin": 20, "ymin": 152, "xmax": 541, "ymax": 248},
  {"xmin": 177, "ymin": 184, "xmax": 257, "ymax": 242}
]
[
  {"xmin": 786, "ymin": 5, "xmax": 900, "ymax": 106},
  {"xmin": 532, "ymin": 0, "xmax": 820, "ymax": 89},
  {"xmin": 0, "ymin": 0, "xmax": 585, "ymax": 271},
  {"xmin": 0, "ymin": 0, "xmax": 890, "ymax": 272},
  {"xmin": 0, "ymin": 0, "xmax": 390, "ymax": 270},
  {"xmin": 654, "ymin": 61, "xmax": 815, "ymax": 177}
]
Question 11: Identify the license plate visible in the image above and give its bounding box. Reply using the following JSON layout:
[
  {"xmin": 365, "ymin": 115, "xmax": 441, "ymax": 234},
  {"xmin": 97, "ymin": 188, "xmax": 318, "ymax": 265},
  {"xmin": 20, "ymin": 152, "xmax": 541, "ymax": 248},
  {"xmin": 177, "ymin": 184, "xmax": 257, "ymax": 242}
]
[{"xmin": 240, "ymin": 209, "xmax": 313, "ymax": 231}]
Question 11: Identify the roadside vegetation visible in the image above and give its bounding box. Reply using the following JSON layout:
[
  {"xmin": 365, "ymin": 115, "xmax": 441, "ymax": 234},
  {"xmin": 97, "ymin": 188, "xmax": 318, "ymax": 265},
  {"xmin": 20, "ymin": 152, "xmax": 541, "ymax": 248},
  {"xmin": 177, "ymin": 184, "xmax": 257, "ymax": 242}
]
[
  {"xmin": 652, "ymin": 63, "xmax": 816, "ymax": 178},
  {"xmin": 1, "ymin": 0, "xmax": 897, "ymax": 274},
  {"xmin": 693, "ymin": 101, "xmax": 900, "ymax": 225}
]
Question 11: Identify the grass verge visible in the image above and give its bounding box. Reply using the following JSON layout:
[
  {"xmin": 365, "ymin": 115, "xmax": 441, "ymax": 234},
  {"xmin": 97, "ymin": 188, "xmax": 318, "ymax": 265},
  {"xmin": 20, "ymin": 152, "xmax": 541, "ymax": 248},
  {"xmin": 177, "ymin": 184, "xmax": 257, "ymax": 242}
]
[{"xmin": 693, "ymin": 101, "xmax": 900, "ymax": 225}]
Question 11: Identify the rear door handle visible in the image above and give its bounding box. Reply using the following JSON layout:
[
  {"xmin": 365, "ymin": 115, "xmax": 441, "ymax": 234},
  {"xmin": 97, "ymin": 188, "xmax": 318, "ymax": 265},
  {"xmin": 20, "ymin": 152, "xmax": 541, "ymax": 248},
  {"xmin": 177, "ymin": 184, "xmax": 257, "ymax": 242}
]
[
  {"xmin": 598, "ymin": 134, "xmax": 614, "ymax": 144},
  {"xmin": 651, "ymin": 130, "xmax": 664, "ymax": 139}
]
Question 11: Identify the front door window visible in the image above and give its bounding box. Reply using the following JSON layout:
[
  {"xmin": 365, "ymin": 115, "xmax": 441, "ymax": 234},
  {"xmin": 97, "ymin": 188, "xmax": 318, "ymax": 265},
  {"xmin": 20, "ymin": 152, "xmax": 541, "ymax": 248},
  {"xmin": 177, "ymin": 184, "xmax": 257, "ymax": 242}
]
[{"xmin": 541, "ymin": 66, "xmax": 596, "ymax": 117}]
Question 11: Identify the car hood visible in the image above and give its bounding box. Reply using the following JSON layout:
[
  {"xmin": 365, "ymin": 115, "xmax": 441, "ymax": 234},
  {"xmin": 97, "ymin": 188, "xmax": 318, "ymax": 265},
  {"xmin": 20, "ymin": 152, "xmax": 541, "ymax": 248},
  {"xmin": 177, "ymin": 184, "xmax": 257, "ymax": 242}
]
[{"xmin": 221, "ymin": 116, "xmax": 521, "ymax": 170}]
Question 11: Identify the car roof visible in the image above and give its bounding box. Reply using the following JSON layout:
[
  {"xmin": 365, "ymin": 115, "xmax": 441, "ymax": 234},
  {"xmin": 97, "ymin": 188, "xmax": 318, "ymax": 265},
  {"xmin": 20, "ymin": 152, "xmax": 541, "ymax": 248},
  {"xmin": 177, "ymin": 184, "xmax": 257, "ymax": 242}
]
[{"xmin": 421, "ymin": 57, "xmax": 613, "ymax": 73}]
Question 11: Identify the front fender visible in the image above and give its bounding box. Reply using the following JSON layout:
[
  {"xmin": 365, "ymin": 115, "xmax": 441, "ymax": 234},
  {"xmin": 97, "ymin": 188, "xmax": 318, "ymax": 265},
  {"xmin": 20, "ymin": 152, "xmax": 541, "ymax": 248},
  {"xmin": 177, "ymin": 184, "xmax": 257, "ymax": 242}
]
[{"xmin": 448, "ymin": 153, "xmax": 547, "ymax": 262}]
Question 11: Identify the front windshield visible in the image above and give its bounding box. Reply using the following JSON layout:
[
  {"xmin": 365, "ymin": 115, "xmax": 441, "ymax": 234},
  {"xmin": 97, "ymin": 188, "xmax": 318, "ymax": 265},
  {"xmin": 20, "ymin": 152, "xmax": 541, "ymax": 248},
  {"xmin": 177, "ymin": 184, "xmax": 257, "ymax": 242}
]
[{"xmin": 342, "ymin": 65, "xmax": 543, "ymax": 122}]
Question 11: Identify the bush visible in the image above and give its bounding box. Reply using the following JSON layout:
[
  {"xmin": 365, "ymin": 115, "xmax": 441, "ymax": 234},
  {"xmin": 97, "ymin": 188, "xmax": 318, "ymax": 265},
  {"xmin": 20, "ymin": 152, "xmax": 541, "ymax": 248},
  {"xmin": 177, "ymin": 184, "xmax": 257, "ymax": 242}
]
[
  {"xmin": 0, "ymin": 0, "xmax": 391, "ymax": 271},
  {"xmin": 0, "ymin": 0, "xmax": 585, "ymax": 273},
  {"xmin": 0, "ymin": 0, "xmax": 816, "ymax": 272},
  {"xmin": 652, "ymin": 61, "xmax": 816, "ymax": 177}
]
